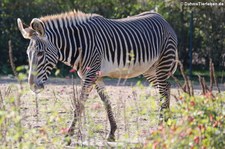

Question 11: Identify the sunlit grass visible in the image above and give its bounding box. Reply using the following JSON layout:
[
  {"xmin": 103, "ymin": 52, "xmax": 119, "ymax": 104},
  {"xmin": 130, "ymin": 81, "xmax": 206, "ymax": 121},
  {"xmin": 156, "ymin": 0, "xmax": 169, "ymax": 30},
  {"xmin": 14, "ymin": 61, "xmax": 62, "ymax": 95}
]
[{"xmin": 0, "ymin": 78, "xmax": 224, "ymax": 148}]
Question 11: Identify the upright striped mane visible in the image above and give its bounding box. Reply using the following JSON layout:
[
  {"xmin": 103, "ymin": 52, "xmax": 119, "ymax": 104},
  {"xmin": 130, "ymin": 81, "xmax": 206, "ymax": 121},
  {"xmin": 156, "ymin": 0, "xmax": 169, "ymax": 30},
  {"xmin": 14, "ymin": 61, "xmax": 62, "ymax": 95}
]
[{"xmin": 40, "ymin": 10, "xmax": 93, "ymax": 25}]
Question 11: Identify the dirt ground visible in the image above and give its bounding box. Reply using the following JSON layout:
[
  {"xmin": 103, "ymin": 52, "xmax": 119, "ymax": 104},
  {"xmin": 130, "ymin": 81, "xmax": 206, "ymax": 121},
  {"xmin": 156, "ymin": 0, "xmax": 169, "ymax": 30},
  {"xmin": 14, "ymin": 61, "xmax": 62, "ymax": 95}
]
[{"xmin": 0, "ymin": 76, "xmax": 224, "ymax": 146}]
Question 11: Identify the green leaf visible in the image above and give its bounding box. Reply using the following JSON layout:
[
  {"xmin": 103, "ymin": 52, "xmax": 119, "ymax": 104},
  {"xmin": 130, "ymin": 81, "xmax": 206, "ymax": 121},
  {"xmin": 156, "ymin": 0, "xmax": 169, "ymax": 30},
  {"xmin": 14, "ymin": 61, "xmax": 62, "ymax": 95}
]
[
  {"xmin": 16, "ymin": 66, "xmax": 25, "ymax": 72},
  {"xmin": 18, "ymin": 72, "xmax": 27, "ymax": 80},
  {"xmin": 55, "ymin": 69, "xmax": 60, "ymax": 76}
]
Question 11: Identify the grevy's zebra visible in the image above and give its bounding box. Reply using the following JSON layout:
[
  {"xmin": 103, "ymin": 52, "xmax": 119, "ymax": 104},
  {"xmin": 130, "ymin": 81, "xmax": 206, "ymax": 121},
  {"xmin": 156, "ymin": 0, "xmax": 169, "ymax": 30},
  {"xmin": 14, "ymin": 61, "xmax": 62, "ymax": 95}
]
[{"xmin": 17, "ymin": 10, "xmax": 178, "ymax": 141}]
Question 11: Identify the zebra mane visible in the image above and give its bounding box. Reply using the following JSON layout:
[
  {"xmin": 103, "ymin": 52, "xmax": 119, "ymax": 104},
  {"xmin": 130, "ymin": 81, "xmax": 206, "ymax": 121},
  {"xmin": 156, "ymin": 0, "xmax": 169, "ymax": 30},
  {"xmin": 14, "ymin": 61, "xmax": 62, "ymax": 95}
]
[{"xmin": 40, "ymin": 10, "xmax": 93, "ymax": 25}]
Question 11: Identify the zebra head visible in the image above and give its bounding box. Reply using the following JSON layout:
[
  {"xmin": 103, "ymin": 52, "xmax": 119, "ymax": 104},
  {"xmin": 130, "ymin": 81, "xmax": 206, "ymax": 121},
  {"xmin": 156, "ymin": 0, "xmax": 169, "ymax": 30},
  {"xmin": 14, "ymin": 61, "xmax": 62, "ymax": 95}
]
[{"xmin": 17, "ymin": 18, "xmax": 58, "ymax": 93}]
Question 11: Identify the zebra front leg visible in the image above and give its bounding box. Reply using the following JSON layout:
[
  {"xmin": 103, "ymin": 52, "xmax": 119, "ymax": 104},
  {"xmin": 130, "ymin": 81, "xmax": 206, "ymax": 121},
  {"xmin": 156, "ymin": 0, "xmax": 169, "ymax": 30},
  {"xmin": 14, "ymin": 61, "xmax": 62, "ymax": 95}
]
[
  {"xmin": 158, "ymin": 81, "xmax": 171, "ymax": 124},
  {"xmin": 64, "ymin": 94, "xmax": 85, "ymax": 145},
  {"xmin": 66, "ymin": 99, "xmax": 85, "ymax": 136},
  {"xmin": 95, "ymin": 79, "xmax": 117, "ymax": 142},
  {"xmin": 65, "ymin": 83, "xmax": 93, "ymax": 144}
]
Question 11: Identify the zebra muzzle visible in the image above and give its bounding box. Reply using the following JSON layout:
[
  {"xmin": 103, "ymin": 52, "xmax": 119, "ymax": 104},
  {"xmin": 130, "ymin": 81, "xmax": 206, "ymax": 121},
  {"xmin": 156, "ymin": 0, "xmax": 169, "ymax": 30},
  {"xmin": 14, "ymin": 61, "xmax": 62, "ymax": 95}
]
[{"xmin": 30, "ymin": 82, "xmax": 44, "ymax": 93}]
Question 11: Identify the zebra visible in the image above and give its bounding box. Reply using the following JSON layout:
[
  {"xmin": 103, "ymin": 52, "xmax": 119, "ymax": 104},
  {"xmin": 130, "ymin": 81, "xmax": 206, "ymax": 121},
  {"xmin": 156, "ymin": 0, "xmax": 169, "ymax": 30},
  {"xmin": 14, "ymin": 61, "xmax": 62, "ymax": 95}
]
[{"xmin": 17, "ymin": 10, "xmax": 178, "ymax": 142}]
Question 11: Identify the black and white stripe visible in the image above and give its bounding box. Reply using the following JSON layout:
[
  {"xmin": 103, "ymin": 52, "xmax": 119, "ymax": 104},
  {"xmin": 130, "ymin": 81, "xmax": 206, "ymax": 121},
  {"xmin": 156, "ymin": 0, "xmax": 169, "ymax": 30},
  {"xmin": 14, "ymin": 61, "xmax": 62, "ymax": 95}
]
[{"xmin": 24, "ymin": 10, "xmax": 178, "ymax": 141}]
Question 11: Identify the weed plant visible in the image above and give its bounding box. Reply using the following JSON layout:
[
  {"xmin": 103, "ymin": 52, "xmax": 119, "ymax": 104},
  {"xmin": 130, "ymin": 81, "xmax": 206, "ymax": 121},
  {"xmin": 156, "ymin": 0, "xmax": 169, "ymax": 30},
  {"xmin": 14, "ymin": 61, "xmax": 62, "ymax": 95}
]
[
  {"xmin": 144, "ymin": 93, "xmax": 225, "ymax": 149},
  {"xmin": 0, "ymin": 67, "xmax": 224, "ymax": 148}
]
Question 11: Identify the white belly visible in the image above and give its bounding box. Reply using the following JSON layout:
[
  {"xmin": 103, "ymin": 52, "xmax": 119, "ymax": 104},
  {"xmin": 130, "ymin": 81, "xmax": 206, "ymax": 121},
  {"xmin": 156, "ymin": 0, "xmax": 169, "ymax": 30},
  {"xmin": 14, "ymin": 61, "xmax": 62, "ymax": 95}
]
[{"xmin": 100, "ymin": 59, "xmax": 157, "ymax": 79}]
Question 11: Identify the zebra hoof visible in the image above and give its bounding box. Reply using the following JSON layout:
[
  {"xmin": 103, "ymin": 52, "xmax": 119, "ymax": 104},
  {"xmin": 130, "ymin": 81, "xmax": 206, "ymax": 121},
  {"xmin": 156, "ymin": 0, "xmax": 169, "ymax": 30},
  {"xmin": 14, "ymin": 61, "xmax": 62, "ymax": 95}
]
[
  {"xmin": 63, "ymin": 136, "xmax": 72, "ymax": 146},
  {"xmin": 107, "ymin": 134, "xmax": 115, "ymax": 142},
  {"xmin": 63, "ymin": 127, "xmax": 74, "ymax": 145}
]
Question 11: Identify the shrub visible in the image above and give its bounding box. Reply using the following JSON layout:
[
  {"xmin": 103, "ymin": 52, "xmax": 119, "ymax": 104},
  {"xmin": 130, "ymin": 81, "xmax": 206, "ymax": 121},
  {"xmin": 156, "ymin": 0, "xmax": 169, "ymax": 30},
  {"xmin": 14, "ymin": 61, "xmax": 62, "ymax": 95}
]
[{"xmin": 144, "ymin": 93, "xmax": 225, "ymax": 149}]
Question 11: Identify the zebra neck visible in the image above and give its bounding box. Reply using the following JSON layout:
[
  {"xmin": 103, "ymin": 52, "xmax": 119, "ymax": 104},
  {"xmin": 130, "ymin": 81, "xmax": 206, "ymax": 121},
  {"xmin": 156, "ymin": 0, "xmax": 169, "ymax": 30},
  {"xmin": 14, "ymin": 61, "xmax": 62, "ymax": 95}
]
[
  {"xmin": 45, "ymin": 17, "xmax": 95, "ymax": 71},
  {"xmin": 57, "ymin": 46, "xmax": 82, "ymax": 70},
  {"xmin": 53, "ymin": 23, "xmax": 84, "ymax": 69}
]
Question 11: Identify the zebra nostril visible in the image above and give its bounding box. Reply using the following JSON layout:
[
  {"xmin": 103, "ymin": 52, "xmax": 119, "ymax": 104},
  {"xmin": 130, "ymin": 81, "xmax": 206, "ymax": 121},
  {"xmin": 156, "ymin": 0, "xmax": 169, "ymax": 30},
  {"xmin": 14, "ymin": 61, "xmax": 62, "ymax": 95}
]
[
  {"xmin": 37, "ymin": 83, "xmax": 44, "ymax": 89},
  {"xmin": 35, "ymin": 82, "xmax": 44, "ymax": 90},
  {"xmin": 30, "ymin": 82, "xmax": 44, "ymax": 93}
]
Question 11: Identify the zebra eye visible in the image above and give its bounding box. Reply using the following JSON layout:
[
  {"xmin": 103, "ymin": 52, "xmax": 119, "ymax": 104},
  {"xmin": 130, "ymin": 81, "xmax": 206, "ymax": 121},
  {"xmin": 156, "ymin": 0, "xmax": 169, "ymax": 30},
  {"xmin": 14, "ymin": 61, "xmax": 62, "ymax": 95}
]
[{"xmin": 37, "ymin": 51, "xmax": 44, "ymax": 57}]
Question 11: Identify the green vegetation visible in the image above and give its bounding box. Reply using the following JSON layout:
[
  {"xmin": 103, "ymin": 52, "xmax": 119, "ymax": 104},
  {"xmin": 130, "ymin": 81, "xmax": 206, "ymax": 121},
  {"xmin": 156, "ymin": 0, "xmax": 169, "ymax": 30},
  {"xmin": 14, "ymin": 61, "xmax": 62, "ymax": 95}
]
[
  {"xmin": 0, "ymin": 79, "xmax": 225, "ymax": 148},
  {"xmin": 0, "ymin": 85, "xmax": 69, "ymax": 148},
  {"xmin": 145, "ymin": 93, "xmax": 225, "ymax": 148},
  {"xmin": 0, "ymin": 0, "xmax": 225, "ymax": 75},
  {"xmin": 0, "ymin": 72, "xmax": 224, "ymax": 148}
]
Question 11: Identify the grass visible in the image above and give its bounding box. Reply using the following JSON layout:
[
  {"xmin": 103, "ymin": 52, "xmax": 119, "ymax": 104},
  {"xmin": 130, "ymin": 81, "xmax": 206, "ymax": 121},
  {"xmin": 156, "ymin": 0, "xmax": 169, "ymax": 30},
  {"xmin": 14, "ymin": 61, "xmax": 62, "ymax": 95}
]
[
  {"xmin": 0, "ymin": 78, "xmax": 160, "ymax": 148},
  {"xmin": 0, "ymin": 74, "xmax": 224, "ymax": 148}
]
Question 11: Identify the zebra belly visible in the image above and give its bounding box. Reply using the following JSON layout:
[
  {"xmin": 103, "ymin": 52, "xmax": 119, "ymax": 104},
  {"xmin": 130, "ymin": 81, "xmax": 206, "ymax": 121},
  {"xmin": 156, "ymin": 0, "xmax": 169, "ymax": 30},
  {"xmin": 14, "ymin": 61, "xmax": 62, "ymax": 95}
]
[{"xmin": 100, "ymin": 59, "xmax": 157, "ymax": 79}]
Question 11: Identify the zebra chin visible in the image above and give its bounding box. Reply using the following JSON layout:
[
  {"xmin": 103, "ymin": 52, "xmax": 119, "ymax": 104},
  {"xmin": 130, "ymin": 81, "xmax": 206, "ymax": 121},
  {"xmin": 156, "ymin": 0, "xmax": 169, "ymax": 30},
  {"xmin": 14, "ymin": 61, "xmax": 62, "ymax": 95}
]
[{"xmin": 30, "ymin": 83, "xmax": 44, "ymax": 94}]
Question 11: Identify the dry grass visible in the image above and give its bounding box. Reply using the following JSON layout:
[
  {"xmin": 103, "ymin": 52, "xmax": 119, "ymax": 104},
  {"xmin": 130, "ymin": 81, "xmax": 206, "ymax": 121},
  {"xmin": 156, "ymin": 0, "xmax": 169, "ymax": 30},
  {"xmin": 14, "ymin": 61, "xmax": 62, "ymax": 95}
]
[
  {"xmin": 0, "ymin": 77, "xmax": 179, "ymax": 147},
  {"xmin": 0, "ymin": 76, "xmax": 224, "ymax": 148}
]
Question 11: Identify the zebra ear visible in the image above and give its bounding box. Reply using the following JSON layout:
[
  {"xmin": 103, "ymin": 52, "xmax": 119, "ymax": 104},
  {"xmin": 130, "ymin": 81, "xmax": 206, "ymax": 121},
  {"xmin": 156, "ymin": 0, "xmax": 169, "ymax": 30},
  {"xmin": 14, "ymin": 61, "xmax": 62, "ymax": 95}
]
[
  {"xmin": 30, "ymin": 18, "xmax": 45, "ymax": 36},
  {"xmin": 17, "ymin": 18, "xmax": 34, "ymax": 39}
]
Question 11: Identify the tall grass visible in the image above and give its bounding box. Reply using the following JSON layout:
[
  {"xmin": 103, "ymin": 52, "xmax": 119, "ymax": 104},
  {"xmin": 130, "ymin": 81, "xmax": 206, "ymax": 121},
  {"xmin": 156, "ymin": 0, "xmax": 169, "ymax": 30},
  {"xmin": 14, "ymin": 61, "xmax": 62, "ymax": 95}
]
[{"xmin": 0, "ymin": 76, "xmax": 224, "ymax": 148}]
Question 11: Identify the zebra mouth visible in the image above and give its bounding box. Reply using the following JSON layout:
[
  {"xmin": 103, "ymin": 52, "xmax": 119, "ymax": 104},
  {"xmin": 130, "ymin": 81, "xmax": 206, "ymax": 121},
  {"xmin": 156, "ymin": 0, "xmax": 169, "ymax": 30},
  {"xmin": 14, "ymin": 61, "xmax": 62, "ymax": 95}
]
[{"xmin": 31, "ymin": 83, "xmax": 44, "ymax": 94}]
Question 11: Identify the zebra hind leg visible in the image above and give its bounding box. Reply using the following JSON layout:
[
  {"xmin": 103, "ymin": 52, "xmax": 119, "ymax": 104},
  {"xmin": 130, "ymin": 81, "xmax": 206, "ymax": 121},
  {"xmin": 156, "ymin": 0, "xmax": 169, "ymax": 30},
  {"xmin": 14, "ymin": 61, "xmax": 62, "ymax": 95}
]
[
  {"xmin": 143, "ymin": 73, "xmax": 171, "ymax": 124},
  {"xmin": 157, "ymin": 81, "xmax": 171, "ymax": 124},
  {"xmin": 95, "ymin": 79, "xmax": 117, "ymax": 142}
]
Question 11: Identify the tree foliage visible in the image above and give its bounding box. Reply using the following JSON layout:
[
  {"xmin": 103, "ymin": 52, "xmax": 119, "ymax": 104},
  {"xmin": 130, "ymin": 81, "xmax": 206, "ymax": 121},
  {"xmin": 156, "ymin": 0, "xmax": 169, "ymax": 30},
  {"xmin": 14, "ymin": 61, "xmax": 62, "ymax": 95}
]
[{"xmin": 0, "ymin": 0, "xmax": 224, "ymax": 74}]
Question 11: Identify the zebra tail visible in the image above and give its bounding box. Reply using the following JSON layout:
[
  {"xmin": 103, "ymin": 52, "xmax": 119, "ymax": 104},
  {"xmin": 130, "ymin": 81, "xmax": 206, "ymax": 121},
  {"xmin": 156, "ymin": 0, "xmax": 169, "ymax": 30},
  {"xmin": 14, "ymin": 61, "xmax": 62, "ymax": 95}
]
[
  {"xmin": 173, "ymin": 49, "xmax": 179, "ymax": 74},
  {"xmin": 168, "ymin": 49, "xmax": 179, "ymax": 77}
]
